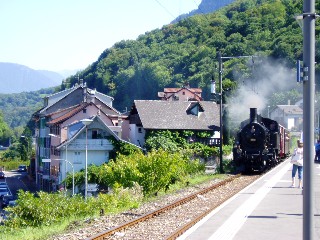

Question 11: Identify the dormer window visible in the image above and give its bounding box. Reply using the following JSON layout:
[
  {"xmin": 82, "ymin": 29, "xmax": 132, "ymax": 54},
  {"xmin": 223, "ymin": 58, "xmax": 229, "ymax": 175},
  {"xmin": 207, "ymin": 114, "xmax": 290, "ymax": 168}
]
[{"xmin": 186, "ymin": 102, "xmax": 204, "ymax": 116}]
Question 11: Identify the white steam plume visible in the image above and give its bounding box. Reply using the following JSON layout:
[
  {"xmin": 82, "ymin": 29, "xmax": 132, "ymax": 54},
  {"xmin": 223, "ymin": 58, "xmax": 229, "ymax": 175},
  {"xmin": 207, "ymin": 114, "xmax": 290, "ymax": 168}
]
[{"xmin": 228, "ymin": 59, "xmax": 298, "ymax": 124}]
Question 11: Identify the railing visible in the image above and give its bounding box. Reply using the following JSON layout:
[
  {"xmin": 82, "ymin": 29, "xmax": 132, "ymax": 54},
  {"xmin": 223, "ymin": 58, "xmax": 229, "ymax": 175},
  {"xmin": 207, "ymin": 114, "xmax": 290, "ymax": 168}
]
[
  {"xmin": 68, "ymin": 139, "xmax": 113, "ymax": 150},
  {"xmin": 188, "ymin": 137, "xmax": 221, "ymax": 147}
]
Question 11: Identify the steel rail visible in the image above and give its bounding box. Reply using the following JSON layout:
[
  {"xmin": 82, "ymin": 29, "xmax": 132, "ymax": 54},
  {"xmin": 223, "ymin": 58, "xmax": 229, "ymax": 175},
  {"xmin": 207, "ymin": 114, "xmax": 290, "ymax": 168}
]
[{"xmin": 86, "ymin": 174, "xmax": 241, "ymax": 240}]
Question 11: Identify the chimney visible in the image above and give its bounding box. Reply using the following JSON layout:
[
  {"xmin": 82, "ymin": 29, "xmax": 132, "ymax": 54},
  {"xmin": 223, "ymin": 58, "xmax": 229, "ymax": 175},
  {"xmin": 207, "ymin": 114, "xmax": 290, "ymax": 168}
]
[
  {"xmin": 288, "ymin": 99, "xmax": 291, "ymax": 105},
  {"xmin": 250, "ymin": 108, "xmax": 258, "ymax": 123}
]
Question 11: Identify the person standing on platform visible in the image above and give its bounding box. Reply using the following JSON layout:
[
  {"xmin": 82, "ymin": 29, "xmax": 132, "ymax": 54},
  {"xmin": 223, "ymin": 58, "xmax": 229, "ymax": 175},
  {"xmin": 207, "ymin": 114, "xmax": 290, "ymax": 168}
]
[
  {"xmin": 290, "ymin": 140, "xmax": 303, "ymax": 188},
  {"xmin": 315, "ymin": 139, "xmax": 320, "ymax": 162}
]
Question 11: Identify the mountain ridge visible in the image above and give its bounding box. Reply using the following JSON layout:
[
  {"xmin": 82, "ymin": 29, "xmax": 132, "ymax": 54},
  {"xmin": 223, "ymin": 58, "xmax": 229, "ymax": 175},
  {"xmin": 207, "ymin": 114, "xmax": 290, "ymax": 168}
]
[{"xmin": 0, "ymin": 62, "xmax": 64, "ymax": 94}]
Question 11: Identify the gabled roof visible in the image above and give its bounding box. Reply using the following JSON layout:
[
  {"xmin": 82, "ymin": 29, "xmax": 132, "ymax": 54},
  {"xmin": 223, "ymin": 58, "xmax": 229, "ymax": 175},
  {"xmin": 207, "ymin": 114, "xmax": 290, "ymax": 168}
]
[
  {"xmin": 46, "ymin": 103, "xmax": 90, "ymax": 125},
  {"xmin": 158, "ymin": 86, "xmax": 203, "ymax": 101},
  {"xmin": 276, "ymin": 105, "xmax": 303, "ymax": 115},
  {"xmin": 131, "ymin": 100, "xmax": 220, "ymax": 131},
  {"xmin": 56, "ymin": 115, "xmax": 119, "ymax": 150},
  {"xmin": 56, "ymin": 115, "xmax": 141, "ymax": 151},
  {"xmin": 38, "ymin": 83, "xmax": 115, "ymax": 115},
  {"xmin": 163, "ymin": 87, "xmax": 202, "ymax": 94},
  {"xmin": 46, "ymin": 102, "xmax": 119, "ymax": 126}
]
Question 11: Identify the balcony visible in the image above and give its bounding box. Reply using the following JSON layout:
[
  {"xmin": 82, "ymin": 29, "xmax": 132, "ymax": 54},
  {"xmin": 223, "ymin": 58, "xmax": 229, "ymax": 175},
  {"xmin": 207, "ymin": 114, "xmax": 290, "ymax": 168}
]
[{"xmin": 68, "ymin": 139, "xmax": 114, "ymax": 151}]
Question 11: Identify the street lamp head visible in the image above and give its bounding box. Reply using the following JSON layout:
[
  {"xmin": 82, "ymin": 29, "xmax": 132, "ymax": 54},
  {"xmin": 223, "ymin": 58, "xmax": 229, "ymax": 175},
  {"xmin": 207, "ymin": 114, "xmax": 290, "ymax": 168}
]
[
  {"xmin": 81, "ymin": 119, "xmax": 93, "ymax": 126},
  {"xmin": 210, "ymin": 78, "xmax": 216, "ymax": 94},
  {"xmin": 295, "ymin": 13, "xmax": 320, "ymax": 30},
  {"xmin": 48, "ymin": 133, "xmax": 59, "ymax": 138},
  {"xmin": 295, "ymin": 15, "xmax": 303, "ymax": 29}
]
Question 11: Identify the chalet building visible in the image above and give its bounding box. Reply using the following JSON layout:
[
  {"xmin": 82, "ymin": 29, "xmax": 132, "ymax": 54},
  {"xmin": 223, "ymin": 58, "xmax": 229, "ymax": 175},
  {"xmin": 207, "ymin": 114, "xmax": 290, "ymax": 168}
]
[
  {"xmin": 158, "ymin": 85, "xmax": 203, "ymax": 101},
  {"xmin": 32, "ymin": 83, "xmax": 126, "ymax": 192},
  {"xmin": 270, "ymin": 105, "xmax": 303, "ymax": 131},
  {"xmin": 123, "ymin": 100, "xmax": 220, "ymax": 148}
]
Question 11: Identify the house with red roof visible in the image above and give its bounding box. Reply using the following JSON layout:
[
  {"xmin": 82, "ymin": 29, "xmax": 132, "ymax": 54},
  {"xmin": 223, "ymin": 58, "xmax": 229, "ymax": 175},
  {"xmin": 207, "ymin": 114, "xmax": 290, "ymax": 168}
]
[
  {"xmin": 32, "ymin": 83, "xmax": 127, "ymax": 193},
  {"xmin": 157, "ymin": 84, "xmax": 203, "ymax": 101}
]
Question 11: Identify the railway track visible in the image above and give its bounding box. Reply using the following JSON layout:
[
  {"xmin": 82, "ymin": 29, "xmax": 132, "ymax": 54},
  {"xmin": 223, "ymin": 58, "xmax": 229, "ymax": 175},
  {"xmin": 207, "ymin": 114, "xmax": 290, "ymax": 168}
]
[{"xmin": 83, "ymin": 174, "xmax": 260, "ymax": 240}]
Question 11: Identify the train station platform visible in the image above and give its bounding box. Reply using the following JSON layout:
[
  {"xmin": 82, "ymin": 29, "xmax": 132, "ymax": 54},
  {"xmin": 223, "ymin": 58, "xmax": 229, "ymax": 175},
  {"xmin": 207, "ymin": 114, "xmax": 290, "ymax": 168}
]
[{"xmin": 178, "ymin": 159, "xmax": 320, "ymax": 240}]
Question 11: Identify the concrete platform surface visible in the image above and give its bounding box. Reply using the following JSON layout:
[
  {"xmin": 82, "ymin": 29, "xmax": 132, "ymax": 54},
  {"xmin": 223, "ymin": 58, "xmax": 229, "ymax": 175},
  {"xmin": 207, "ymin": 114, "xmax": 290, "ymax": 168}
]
[{"xmin": 178, "ymin": 159, "xmax": 320, "ymax": 240}]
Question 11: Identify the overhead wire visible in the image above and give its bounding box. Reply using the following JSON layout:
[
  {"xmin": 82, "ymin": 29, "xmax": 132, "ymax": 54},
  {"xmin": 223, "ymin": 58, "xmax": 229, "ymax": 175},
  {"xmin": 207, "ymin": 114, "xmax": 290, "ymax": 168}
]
[{"xmin": 153, "ymin": 0, "xmax": 176, "ymax": 19}]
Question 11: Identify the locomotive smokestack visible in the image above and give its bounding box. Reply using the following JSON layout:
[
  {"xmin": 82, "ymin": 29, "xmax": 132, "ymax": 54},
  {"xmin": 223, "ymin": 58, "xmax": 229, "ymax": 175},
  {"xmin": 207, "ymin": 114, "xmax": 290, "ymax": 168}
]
[{"xmin": 250, "ymin": 108, "xmax": 258, "ymax": 123}]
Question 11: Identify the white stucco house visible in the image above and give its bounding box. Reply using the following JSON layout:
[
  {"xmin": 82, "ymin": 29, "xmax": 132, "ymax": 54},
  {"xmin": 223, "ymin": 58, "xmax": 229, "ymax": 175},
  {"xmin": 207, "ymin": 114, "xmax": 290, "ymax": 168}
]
[{"xmin": 270, "ymin": 105, "xmax": 303, "ymax": 131}]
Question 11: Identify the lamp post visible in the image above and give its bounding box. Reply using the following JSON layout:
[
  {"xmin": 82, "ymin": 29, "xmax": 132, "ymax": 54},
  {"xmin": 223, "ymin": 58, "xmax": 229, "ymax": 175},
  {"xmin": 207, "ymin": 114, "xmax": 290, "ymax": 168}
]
[
  {"xmin": 218, "ymin": 51, "xmax": 224, "ymax": 173},
  {"xmin": 295, "ymin": 2, "xmax": 319, "ymax": 239},
  {"xmin": 62, "ymin": 159, "xmax": 74, "ymax": 196},
  {"xmin": 81, "ymin": 119, "xmax": 93, "ymax": 200},
  {"xmin": 267, "ymin": 106, "xmax": 270, "ymax": 118}
]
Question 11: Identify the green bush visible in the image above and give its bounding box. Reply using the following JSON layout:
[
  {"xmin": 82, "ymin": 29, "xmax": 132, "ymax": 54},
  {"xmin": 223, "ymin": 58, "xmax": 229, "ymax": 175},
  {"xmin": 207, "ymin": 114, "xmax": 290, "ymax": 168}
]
[
  {"xmin": 96, "ymin": 150, "xmax": 205, "ymax": 196},
  {"xmin": 3, "ymin": 185, "xmax": 144, "ymax": 229}
]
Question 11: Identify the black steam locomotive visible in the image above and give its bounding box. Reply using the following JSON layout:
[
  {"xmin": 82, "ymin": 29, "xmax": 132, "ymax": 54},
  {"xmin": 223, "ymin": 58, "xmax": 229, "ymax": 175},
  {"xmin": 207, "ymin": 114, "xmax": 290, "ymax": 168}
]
[{"xmin": 233, "ymin": 108, "xmax": 290, "ymax": 173}]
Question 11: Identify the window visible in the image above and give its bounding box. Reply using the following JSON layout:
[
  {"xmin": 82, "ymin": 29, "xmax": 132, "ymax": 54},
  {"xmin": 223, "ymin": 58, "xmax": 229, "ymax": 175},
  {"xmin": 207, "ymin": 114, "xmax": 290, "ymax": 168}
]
[
  {"xmin": 92, "ymin": 130, "xmax": 98, "ymax": 139},
  {"xmin": 83, "ymin": 109, "xmax": 87, "ymax": 113},
  {"xmin": 74, "ymin": 152, "xmax": 81, "ymax": 164},
  {"xmin": 138, "ymin": 128, "xmax": 142, "ymax": 133}
]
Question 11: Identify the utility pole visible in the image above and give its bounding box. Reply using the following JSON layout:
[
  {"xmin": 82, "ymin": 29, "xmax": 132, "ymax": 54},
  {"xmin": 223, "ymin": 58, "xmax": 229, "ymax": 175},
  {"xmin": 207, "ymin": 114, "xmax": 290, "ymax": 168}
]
[
  {"xmin": 218, "ymin": 51, "xmax": 224, "ymax": 173},
  {"xmin": 217, "ymin": 52, "xmax": 258, "ymax": 173},
  {"xmin": 301, "ymin": 1, "xmax": 317, "ymax": 239}
]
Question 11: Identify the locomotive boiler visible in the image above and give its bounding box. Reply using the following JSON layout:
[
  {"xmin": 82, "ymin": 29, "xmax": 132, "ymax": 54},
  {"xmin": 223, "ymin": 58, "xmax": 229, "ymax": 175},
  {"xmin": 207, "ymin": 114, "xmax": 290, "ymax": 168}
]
[{"xmin": 233, "ymin": 108, "xmax": 290, "ymax": 173}]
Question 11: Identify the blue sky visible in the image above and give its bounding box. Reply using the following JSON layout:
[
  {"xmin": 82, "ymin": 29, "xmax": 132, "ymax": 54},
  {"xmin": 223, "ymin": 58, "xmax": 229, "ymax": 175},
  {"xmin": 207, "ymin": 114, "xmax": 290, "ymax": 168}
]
[{"xmin": 0, "ymin": 0, "xmax": 200, "ymax": 72}]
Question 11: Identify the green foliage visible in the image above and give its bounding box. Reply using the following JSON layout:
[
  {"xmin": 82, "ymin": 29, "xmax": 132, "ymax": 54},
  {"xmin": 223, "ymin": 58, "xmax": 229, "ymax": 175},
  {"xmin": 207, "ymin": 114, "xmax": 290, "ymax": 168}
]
[
  {"xmin": 4, "ymin": 185, "xmax": 143, "ymax": 229},
  {"xmin": 145, "ymin": 130, "xmax": 212, "ymax": 152},
  {"xmin": 1, "ymin": 0, "xmax": 319, "ymax": 139},
  {"xmin": 58, "ymin": 0, "xmax": 319, "ymax": 113},
  {"xmin": 0, "ymin": 160, "xmax": 28, "ymax": 171},
  {"xmin": 144, "ymin": 132, "xmax": 180, "ymax": 152},
  {"xmin": 108, "ymin": 137, "xmax": 143, "ymax": 158},
  {"xmin": 97, "ymin": 150, "xmax": 204, "ymax": 196},
  {"xmin": 269, "ymin": 89, "xmax": 301, "ymax": 109},
  {"xmin": 0, "ymin": 88, "xmax": 55, "ymax": 129},
  {"xmin": 0, "ymin": 111, "xmax": 13, "ymax": 146},
  {"xmin": 188, "ymin": 142, "xmax": 218, "ymax": 159}
]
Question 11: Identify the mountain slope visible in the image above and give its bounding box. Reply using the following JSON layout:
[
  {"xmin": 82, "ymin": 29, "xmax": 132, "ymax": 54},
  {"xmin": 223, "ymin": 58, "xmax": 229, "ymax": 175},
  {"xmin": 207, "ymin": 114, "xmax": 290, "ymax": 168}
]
[
  {"xmin": 0, "ymin": 63, "xmax": 64, "ymax": 94},
  {"xmin": 63, "ymin": 0, "xmax": 316, "ymax": 114},
  {"xmin": 172, "ymin": 0, "xmax": 235, "ymax": 23}
]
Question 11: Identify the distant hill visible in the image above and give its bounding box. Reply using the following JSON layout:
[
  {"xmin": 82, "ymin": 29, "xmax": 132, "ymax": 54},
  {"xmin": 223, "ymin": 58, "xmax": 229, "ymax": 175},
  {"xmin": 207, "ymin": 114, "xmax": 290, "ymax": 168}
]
[
  {"xmin": 0, "ymin": 62, "xmax": 64, "ymax": 94},
  {"xmin": 171, "ymin": 0, "xmax": 235, "ymax": 23}
]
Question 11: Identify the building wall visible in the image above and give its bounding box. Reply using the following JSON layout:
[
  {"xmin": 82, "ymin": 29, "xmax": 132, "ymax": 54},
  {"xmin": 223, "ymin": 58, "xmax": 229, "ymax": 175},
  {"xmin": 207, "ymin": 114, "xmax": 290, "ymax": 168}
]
[
  {"xmin": 46, "ymin": 88, "xmax": 84, "ymax": 114},
  {"xmin": 121, "ymin": 119, "xmax": 131, "ymax": 141},
  {"xmin": 270, "ymin": 109, "xmax": 303, "ymax": 130},
  {"xmin": 129, "ymin": 124, "xmax": 146, "ymax": 147},
  {"xmin": 58, "ymin": 149, "xmax": 109, "ymax": 181},
  {"xmin": 166, "ymin": 90, "xmax": 199, "ymax": 101}
]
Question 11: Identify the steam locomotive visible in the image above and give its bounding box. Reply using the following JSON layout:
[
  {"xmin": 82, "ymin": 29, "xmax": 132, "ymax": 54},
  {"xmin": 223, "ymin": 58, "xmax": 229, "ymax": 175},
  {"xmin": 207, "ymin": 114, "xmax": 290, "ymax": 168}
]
[{"xmin": 233, "ymin": 108, "xmax": 290, "ymax": 173}]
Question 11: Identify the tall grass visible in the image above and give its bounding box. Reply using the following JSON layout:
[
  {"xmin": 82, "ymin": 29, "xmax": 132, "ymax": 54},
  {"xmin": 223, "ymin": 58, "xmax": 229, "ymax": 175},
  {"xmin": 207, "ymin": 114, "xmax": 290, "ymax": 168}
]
[{"xmin": 0, "ymin": 160, "xmax": 29, "ymax": 171}]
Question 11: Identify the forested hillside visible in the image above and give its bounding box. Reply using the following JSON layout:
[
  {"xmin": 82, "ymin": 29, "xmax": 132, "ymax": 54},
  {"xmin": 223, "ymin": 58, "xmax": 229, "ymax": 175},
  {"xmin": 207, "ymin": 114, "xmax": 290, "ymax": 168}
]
[
  {"xmin": 62, "ymin": 0, "xmax": 319, "ymax": 114},
  {"xmin": 0, "ymin": 88, "xmax": 56, "ymax": 130}
]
